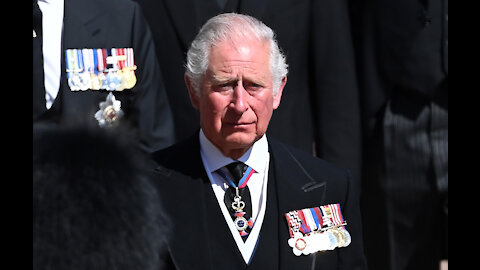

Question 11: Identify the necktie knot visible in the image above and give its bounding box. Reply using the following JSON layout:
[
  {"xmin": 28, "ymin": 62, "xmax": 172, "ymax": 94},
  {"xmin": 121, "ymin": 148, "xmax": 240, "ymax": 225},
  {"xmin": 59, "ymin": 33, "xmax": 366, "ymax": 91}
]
[{"xmin": 226, "ymin": 161, "xmax": 247, "ymax": 186}]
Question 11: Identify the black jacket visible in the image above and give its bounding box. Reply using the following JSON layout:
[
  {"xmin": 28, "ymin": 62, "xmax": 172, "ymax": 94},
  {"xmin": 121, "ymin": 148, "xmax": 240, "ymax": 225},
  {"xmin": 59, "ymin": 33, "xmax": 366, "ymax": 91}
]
[{"xmin": 150, "ymin": 133, "xmax": 367, "ymax": 270}]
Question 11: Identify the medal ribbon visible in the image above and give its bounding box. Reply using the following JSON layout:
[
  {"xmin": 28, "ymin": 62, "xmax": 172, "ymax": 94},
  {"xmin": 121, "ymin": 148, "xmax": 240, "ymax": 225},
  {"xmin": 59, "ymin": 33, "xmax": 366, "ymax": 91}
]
[
  {"xmin": 313, "ymin": 207, "xmax": 324, "ymax": 228},
  {"xmin": 117, "ymin": 48, "xmax": 126, "ymax": 70},
  {"xmin": 299, "ymin": 207, "xmax": 325, "ymax": 234},
  {"xmin": 65, "ymin": 49, "xmax": 74, "ymax": 78},
  {"xmin": 320, "ymin": 204, "xmax": 346, "ymax": 229},
  {"xmin": 217, "ymin": 166, "xmax": 255, "ymax": 189},
  {"xmin": 285, "ymin": 211, "xmax": 301, "ymax": 238},
  {"xmin": 92, "ymin": 49, "xmax": 99, "ymax": 75},
  {"xmin": 126, "ymin": 48, "xmax": 136, "ymax": 69},
  {"xmin": 76, "ymin": 49, "xmax": 84, "ymax": 72},
  {"xmin": 329, "ymin": 203, "xmax": 346, "ymax": 229},
  {"xmin": 100, "ymin": 49, "xmax": 107, "ymax": 72},
  {"xmin": 111, "ymin": 48, "xmax": 118, "ymax": 71},
  {"xmin": 285, "ymin": 206, "xmax": 325, "ymax": 236},
  {"xmin": 320, "ymin": 205, "xmax": 333, "ymax": 228},
  {"xmin": 286, "ymin": 204, "xmax": 344, "ymax": 237},
  {"xmin": 304, "ymin": 209, "xmax": 318, "ymax": 231},
  {"xmin": 69, "ymin": 49, "xmax": 80, "ymax": 72},
  {"xmin": 96, "ymin": 49, "xmax": 103, "ymax": 73},
  {"xmin": 105, "ymin": 48, "xmax": 114, "ymax": 71},
  {"xmin": 82, "ymin": 49, "xmax": 92, "ymax": 73},
  {"xmin": 297, "ymin": 210, "xmax": 311, "ymax": 234}
]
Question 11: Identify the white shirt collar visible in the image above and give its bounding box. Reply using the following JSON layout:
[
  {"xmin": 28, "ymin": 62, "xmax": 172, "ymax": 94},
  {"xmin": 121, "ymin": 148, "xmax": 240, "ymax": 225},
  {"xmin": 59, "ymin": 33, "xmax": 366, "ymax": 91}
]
[{"xmin": 199, "ymin": 129, "xmax": 269, "ymax": 175}]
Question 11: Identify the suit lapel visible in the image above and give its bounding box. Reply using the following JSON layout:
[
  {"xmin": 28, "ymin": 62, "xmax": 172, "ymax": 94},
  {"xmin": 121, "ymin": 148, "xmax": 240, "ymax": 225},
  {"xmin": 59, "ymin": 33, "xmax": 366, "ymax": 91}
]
[
  {"xmin": 157, "ymin": 135, "xmax": 327, "ymax": 269},
  {"xmin": 245, "ymin": 158, "xmax": 280, "ymax": 269},
  {"xmin": 203, "ymin": 179, "xmax": 247, "ymax": 268},
  {"xmin": 267, "ymin": 137, "xmax": 326, "ymax": 270},
  {"xmin": 156, "ymin": 135, "xmax": 244, "ymax": 269},
  {"xmin": 268, "ymin": 137, "xmax": 326, "ymax": 214}
]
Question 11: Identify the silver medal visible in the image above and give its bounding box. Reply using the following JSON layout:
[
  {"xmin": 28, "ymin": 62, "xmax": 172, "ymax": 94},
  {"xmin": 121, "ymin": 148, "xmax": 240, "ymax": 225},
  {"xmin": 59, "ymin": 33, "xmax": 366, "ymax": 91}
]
[{"xmin": 94, "ymin": 92, "xmax": 124, "ymax": 127}]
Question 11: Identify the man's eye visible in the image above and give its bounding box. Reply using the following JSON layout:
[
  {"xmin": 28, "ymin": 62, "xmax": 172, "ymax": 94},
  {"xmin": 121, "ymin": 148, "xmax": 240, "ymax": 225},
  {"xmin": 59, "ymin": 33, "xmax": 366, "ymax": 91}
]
[
  {"xmin": 213, "ymin": 83, "xmax": 233, "ymax": 92},
  {"xmin": 244, "ymin": 82, "xmax": 262, "ymax": 91}
]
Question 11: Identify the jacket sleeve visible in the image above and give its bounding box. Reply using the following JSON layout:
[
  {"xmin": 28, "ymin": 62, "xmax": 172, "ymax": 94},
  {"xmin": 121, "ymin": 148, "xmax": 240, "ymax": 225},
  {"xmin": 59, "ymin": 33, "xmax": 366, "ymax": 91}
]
[{"xmin": 129, "ymin": 2, "xmax": 175, "ymax": 152}]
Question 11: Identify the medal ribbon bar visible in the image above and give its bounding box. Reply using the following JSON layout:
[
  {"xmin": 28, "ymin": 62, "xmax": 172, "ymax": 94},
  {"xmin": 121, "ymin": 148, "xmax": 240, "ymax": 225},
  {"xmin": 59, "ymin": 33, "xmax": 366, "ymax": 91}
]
[
  {"xmin": 65, "ymin": 48, "xmax": 137, "ymax": 91},
  {"xmin": 285, "ymin": 204, "xmax": 351, "ymax": 256}
]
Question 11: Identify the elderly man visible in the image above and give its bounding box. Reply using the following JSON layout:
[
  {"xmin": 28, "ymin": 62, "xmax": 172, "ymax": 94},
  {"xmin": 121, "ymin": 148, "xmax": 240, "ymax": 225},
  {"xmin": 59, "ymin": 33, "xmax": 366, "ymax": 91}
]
[{"xmin": 151, "ymin": 13, "xmax": 367, "ymax": 270}]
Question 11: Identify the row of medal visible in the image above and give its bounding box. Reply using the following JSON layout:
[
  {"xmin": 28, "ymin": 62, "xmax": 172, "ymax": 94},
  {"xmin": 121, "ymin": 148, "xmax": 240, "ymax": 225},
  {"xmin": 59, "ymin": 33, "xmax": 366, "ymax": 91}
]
[
  {"xmin": 65, "ymin": 48, "xmax": 137, "ymax": 91},
  {"xmin": 285, "ymin": 204, "xmax": 351, "ymax": 256}
]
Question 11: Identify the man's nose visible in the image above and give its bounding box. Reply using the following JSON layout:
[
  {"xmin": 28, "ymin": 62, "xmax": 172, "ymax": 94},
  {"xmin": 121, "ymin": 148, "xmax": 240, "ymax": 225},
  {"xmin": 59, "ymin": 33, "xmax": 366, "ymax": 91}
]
[{"xmin": 230, "ymin": 83, "xmax": 248, "ymax": 113}]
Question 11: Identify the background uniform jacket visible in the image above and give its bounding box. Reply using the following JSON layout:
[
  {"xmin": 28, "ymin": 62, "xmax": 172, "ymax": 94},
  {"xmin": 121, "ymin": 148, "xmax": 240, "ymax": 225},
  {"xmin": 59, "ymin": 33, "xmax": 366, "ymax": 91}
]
[
  {"xmin": 33, "ymin": 0, "xmax": 175, "ymax": 153},
  {"xmin": 150, "ymin": 134, "xmax": 367, "ymax": 270}
]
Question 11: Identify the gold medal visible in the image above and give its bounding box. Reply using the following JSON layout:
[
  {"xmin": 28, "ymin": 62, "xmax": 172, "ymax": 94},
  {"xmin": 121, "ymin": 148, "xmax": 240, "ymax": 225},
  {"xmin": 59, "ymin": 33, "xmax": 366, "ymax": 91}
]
[
  {"xmin": 122, "ymin": 68, "xmax": 137, "ymax": 89},
  {"xmin": 90, "ymin": 73, "xmax": 102, "ymax": 90},
  {"xmin": 123, "ymin": 48, "xmax": 137, "ymax": 89},
  {"xmin": 340, "ymin": 228, "xmax": 351, "ymax": 247},
  {"xmin": 329, "ymin": 227, "xmax": 346, "ymax": 248}
]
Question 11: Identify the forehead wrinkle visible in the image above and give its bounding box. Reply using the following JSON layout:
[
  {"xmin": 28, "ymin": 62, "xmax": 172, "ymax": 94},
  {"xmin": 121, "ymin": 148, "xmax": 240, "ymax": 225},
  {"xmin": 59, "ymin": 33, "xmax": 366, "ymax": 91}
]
[
  {"xmin": 212, "ymin": 61, "xmax": 258, "ymax": 76},
  {"xmin": 211, "ymin": 74, "xmax": 233, "ymax": 83},
  {"xmin": 212, "ymin": 60, "xmax": 271, "ymax": 84},
  {"xmin": 207, "ymin": 39, "xmax": 271, "ymax": 85}
]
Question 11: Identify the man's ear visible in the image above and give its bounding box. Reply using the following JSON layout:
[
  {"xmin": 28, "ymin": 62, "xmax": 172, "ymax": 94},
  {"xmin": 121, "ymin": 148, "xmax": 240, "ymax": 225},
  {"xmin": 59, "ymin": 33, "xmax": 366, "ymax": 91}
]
[
  {"xmin": 184, "ymin": 74, "xmax": 200, "ymax": 110},
  {"xmin": 273, "ymin": 76, "xmax": 287, "ymax": 110}
]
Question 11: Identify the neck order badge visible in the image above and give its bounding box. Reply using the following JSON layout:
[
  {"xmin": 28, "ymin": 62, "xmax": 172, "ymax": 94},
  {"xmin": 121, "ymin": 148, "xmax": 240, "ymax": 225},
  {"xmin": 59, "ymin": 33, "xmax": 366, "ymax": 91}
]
[{"xmin": 218, "ymin": 164, "xmax": 256, "ymax": 238}]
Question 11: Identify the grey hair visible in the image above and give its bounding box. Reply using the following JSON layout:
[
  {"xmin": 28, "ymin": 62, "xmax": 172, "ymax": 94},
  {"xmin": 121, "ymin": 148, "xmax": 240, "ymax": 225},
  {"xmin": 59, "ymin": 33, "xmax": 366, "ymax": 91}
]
[{"xmin": 185, "ymin": 13, "xmax": 288, "ymax": 96}]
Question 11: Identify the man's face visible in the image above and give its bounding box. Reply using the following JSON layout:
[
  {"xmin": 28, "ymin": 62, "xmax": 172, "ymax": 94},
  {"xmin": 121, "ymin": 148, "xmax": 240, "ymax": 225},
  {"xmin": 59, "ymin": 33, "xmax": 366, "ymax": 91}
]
[{"xmin": 187, "ymin": 38, "xmax": 285, "ymax": 158}]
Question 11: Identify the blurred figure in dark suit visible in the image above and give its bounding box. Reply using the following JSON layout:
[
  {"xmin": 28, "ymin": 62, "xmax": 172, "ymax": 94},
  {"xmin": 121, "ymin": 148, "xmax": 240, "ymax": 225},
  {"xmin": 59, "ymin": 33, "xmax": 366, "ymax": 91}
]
[
  {"xmin": 348, "ymin": 0, "xmax": 448, "ymax": 269},
  {"xmin": 33, "ymin": 124, "xmax": 171, "ymax": 270},
  {"xmin": 33, "ymin": 0, "xmax": 175, "ymax": 153}
]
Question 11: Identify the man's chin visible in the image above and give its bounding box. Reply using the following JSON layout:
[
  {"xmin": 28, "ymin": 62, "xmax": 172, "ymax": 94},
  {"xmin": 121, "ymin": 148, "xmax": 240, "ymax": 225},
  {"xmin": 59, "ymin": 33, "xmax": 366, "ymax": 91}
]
[
  {"xmin": 222, "ymin": 131, "xmax": 260, "ymax": 148},
  {"xmin": 224, "ymin": 133, "xmax": 256, "ymax": 146},
  {"xmin": 210, "ymin": 131, "xmax": 262, "ymax": 159}
]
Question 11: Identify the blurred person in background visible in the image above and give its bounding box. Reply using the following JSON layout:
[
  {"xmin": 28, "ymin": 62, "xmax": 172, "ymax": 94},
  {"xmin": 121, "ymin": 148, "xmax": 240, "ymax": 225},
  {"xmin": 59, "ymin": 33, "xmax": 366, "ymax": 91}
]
[
  {"xmin": 33, "ymin": 0, "xmax": 175, "ymax": 153},
  {"xmin": 348, "ymin": 0, "xmax": 448, "ymax": 269}
]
